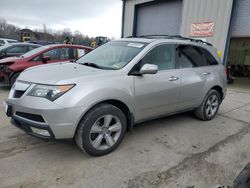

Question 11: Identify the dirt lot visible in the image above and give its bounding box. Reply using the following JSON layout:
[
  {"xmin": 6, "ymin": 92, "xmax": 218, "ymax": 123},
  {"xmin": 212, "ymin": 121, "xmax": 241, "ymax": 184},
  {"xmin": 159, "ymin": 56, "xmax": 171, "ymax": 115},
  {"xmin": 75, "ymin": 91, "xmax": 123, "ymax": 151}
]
[{"xmin": 0, "ymin": 79, "xmax": 250, "ymax": 188}]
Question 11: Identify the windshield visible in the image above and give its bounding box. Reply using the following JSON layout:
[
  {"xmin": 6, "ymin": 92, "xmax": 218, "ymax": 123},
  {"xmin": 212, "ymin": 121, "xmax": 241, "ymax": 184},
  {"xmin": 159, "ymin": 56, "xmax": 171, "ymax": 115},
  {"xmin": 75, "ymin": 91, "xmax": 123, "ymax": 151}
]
[
  {"xmin": 76, "ymin": 41, "xmax": 147, "ymax": 70},
  {"xmin": 22, "ymin": 45, "xmax": 49, "ymax": 58}
]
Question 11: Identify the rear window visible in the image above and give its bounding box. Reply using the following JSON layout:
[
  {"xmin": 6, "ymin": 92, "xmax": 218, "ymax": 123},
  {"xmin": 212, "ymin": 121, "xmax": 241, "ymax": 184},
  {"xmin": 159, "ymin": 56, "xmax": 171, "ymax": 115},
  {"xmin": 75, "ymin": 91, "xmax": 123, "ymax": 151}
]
[
  {"xmin": 177, "ymin": 45, "xmax": 207, "ymax": 68},
  {"xmin": 201, "ymin": 48, "xmax": 219, "ymax": 65},
  {"xmin": 177, "ymin": 45, "xmax": 218, "ymax": 68}
]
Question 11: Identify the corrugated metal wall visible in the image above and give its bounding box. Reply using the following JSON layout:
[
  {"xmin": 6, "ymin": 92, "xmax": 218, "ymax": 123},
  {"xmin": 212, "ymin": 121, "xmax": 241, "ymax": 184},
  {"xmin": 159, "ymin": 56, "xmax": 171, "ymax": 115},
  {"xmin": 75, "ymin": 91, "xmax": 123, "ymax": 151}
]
[
  {"xmin": 181, "ymin": 0, "xmax": 233, "ymax": 58},
  {"xmin": 231, "ymin": 0, "xmax": 250, "ymax": 37},
  {"xmin": 123, "ymin": 0, "xmax": 234, "ymax": 58}
]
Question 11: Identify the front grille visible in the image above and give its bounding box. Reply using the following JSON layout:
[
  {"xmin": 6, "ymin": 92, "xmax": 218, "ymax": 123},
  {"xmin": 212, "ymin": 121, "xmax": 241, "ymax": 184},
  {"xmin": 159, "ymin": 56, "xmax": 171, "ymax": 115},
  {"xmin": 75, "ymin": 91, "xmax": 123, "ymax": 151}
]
[
  {"xmin": 15, "ymin": 112, "xmax": 45, "ymax": 123},
  {"xmin": 13, "ymin": 90, "xmax": 25, "ymax": 98}
]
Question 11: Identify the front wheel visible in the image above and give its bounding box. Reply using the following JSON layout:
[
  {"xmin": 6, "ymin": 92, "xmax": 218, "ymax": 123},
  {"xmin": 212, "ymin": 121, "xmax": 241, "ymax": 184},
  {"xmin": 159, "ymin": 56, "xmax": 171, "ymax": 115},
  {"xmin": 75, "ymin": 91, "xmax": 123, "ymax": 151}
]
[
  {"xmin": 194, "ymin": 89, "xmax": 221, "ymax": 121},
  {"xmin": 75, "ymin": 104, "xmax": 127, "ymax": 156}
]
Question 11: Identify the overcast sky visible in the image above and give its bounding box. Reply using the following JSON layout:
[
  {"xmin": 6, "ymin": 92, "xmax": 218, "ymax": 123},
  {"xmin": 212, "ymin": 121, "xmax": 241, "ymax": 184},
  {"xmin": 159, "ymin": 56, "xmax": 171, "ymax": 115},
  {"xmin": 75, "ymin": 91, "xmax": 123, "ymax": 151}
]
[{"xmin": 0, "ymin": 0, "xmax": 122, "ymax": 38}]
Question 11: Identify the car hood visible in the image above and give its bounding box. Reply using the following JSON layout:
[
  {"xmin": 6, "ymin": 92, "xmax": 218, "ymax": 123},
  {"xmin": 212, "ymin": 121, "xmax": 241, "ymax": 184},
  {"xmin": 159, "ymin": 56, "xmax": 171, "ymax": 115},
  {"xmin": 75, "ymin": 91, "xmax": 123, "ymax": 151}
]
[{"xmin": 18, "ymin": 62, "xmax": 118, "ymax": 85}]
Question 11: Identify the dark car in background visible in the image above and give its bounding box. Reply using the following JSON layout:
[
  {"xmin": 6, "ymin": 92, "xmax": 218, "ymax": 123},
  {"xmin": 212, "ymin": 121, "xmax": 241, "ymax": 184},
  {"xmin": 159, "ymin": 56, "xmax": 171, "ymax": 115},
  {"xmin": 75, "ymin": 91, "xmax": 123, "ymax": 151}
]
[
  {"xmin": 0, "ymin": 43, "xmax": 41, "ymax": 59},
  {"xmin": 0, "ymin": 44, "xmax": 93, "ymax": 85}
]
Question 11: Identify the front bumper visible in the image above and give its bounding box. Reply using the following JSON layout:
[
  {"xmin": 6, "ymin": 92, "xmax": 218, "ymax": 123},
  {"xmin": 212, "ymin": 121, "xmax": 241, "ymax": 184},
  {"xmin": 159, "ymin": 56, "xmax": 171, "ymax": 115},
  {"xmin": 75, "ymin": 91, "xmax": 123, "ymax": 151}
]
[{"xmin": 5, "ymin": 81, "xmax": 86, "ymax": 139}]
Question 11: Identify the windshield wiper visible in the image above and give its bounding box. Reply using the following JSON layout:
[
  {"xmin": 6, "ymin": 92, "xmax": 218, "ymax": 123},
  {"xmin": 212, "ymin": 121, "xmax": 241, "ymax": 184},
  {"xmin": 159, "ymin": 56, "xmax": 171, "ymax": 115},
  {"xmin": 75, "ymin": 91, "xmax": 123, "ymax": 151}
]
[{"xmin": 81, "ymin": 62, "xmax": 103, "ymax": 69}]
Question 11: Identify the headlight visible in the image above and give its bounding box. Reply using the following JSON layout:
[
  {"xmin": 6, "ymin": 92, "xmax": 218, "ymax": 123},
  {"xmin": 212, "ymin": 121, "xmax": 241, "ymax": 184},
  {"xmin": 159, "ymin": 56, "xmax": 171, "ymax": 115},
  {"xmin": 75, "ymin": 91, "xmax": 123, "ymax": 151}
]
[{"xmin": 28, "ymin": 84, "xmax": 75, "ymax": 101}]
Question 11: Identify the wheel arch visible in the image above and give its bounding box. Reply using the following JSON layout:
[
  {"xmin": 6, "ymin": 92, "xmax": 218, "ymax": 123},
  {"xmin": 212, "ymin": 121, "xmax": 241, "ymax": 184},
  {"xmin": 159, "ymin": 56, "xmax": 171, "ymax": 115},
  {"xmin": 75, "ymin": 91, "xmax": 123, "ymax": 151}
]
[
  {"xmin": 9, "ymin": 71, "xmax": 21, "ymax": 85},
  {"xmin": 74, "ymin": 99, "xmax": 134, "ymax": 138},
  {"xmin": 210, "ymin": 85, "xmax": 224, "ymax": 102}
]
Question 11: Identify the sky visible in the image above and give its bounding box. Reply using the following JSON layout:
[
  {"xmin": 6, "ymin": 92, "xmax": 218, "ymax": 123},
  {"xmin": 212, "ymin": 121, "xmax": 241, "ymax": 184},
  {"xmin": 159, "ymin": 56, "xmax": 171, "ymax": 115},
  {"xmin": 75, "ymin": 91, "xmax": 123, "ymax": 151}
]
[{"xmin": 0, "ymin": 0, "xmax": 122, "ymax": 38}]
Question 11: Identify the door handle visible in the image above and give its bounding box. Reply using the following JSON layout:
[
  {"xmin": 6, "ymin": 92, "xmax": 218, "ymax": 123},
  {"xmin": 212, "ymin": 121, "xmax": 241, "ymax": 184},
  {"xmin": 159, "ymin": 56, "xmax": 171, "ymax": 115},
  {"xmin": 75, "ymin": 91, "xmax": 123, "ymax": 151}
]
[
  {"xmin": 169, "ymin": 76, "xmax": 179, "ymax": 81},
  {"xmin": 203, "ymin": 72, "xmax": 211, "ymax": 76}
]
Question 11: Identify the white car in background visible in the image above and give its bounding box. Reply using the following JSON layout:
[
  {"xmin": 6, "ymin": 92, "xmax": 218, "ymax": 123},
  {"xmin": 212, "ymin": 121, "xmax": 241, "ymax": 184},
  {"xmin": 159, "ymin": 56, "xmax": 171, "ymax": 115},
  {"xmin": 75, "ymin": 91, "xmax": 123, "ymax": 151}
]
[{"xmin": 0, "ymin": 38, "xmax": 18, "ymax": 46}]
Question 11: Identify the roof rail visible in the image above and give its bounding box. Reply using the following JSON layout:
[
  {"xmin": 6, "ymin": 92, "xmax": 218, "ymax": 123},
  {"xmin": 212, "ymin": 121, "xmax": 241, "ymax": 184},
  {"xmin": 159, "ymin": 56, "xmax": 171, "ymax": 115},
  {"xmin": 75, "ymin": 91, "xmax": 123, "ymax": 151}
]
[
  {"xmin": 126, "ymin": 35, "xmax": 212, "ymax": 46},
  {"xmin": 171, "ymin": 35, "xmax": 213, "ymax": 46}
]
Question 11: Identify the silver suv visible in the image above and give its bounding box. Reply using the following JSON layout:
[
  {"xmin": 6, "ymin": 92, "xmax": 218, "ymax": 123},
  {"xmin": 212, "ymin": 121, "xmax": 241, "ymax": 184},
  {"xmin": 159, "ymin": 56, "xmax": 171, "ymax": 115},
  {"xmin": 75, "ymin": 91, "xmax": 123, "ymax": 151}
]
[{"xmin": 4, "ymin": 36, "xmax": 227, "ymax": 156}]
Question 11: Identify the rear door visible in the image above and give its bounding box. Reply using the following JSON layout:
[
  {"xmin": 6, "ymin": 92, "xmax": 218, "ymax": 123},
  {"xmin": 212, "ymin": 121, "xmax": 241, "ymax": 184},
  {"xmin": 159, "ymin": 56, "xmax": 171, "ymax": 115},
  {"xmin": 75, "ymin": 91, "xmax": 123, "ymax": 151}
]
[
  {"xmin": 134, "ymin": 44, "xmax": 181, "ymax": 121},
  {"xmin": 177, "ymin": 45, "xmax": 213, "ymax": 109}
]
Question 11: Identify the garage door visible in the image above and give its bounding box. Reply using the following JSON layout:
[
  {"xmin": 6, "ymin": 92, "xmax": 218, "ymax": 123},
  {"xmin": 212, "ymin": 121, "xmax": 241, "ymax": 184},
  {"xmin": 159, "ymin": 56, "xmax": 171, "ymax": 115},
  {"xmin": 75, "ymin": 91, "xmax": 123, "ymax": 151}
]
[
  {"xmin": 231, "ymin": 0, "xmax": 250, "ymax": 37},
  {"xmin": 135, "ymin": 0, "xmax": 182, "ymax": 36}
]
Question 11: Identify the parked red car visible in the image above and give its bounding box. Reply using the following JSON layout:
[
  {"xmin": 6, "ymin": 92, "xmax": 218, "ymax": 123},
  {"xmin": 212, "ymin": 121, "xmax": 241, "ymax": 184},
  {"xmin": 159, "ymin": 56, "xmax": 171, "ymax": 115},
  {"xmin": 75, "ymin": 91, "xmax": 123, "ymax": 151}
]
[{"xmin": 0, "ymin": 44, "xmax": 93, "ymax": 85}]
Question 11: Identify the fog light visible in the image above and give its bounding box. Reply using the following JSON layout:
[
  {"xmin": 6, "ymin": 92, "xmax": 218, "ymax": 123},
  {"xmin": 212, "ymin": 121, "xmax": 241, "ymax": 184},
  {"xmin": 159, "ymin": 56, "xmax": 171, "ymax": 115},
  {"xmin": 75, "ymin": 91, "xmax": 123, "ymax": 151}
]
[{"xmin": 31, "ymin": 127, "xmax": 50, "ymax": 136}]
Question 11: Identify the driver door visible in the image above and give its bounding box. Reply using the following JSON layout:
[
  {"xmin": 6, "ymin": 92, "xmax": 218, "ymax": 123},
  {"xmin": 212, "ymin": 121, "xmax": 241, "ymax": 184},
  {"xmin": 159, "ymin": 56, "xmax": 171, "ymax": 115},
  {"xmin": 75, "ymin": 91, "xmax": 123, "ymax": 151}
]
[{"xmin": 134, "ymin": 44, "xmax": 181, "ymax": 122}]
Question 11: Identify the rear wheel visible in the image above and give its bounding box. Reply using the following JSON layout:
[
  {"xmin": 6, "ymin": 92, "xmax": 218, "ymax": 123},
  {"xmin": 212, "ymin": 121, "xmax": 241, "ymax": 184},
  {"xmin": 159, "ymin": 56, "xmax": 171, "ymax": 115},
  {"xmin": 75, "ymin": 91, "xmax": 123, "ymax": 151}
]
[
  {"xmin": 194, "ymin": 89, "xmax": 221, "ymax": 121},
  {"xmin": 75, "ymin": 104, "xmax": 127, "ymax": 156}
]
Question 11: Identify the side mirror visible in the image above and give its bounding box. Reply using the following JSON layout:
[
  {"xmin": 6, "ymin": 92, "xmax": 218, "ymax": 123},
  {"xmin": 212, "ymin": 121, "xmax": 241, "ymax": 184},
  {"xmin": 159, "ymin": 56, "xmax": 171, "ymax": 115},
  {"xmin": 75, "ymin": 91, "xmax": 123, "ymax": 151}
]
[
  {"xmin": 139, "ymin": 64, "xmax": 158, "ymax": 75},
  {"xmin": 41, "ymin": 56, "xmax": 51, "ymax": 63}
]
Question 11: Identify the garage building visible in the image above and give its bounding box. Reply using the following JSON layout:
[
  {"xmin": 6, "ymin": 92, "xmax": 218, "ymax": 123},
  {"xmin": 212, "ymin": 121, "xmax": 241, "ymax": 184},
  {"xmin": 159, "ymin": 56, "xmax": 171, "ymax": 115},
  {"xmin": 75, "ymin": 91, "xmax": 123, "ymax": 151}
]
[{"xmin": 121, "ymin": 0, "xmax": 250, "ymax": 76}]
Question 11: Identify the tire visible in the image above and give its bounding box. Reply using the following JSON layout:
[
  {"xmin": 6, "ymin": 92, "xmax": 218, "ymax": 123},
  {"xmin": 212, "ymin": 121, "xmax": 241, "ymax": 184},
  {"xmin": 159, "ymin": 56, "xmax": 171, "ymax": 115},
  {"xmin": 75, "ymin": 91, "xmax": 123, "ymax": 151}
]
[
  {"xmin": 194, "ymin": 89, "xmax": 221, "ymax": 121},
  {"xmin": 10, "ymin": 72, "xmax": 20, "ymax": 86},
  {"xmin": 75, "ymin": 104, "xmax": 127, "ymax": 156}
]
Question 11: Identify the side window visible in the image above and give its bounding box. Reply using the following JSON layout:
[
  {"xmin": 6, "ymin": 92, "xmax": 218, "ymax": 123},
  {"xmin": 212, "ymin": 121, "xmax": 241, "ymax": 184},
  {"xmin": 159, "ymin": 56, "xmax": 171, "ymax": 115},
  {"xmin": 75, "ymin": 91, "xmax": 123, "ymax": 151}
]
[
  {"xmin": 69, "ymin": 48, "xmax": 78, "ymax": 59},
  {"xmin": 77, "ymin": 49, "xmax": 85, "ymax": 58},
  {"xmin": 177, "ymin": 45, "xmax": 207, "ymax": 68},
  {"xmin": 6, "ymin": 46, "xmax": 27, "ymax": 54},
  {"xmin": 141, "ymin": 44, "xmax": 175, "ymax": 71},
  {"xmin": 31, "ymin": 55, "xmax": 40, "ymax": 61},
  {"xmin": 59, "ymin": 48, "xmax": 70, "ymax": 60},
  {"xmin": 0, "ymin": 40, "xmax": 4, "ymax": 45},
  {"xmin": 42, "ymin": 48, "xmax": 60, "ymax": 60},
  {"xmin": 201, "ymin": 48, "xmax": 219, "ymax": 65}
]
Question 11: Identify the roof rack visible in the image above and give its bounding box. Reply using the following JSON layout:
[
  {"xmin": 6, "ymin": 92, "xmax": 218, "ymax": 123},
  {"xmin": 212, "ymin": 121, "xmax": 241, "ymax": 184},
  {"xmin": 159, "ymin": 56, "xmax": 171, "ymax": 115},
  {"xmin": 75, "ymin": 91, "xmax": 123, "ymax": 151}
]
[{"xmin": 126, "ymin": 35, "xmax": 213, "ymax": 46}]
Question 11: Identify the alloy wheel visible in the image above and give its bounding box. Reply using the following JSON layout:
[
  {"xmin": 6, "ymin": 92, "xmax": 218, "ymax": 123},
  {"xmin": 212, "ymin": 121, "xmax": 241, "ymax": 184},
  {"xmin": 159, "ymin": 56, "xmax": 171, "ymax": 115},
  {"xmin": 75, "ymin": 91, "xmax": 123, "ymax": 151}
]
[
  {"xmin": 205, "ymin": 94, "xmax": 219, "ymax": 117},
  {"xmin": 89, "ymin": 115, "xmax": 122, "ymax": 150}
]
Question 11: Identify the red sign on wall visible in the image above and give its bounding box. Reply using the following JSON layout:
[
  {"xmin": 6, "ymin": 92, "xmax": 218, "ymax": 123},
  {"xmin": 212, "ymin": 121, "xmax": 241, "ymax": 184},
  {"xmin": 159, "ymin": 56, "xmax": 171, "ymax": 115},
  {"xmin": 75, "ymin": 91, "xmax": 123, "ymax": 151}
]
[{"xmin": 190, "ymin": 21, "xmax": 215, "ymax": 37}]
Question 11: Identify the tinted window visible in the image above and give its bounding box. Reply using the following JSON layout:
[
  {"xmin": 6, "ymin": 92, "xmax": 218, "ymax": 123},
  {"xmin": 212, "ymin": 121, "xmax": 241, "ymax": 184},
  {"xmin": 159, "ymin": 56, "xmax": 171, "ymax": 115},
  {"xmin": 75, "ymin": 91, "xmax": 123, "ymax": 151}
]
[
  {"xmin": 177, "ymin": 45, "xmax": 207, "ymax": 68},
  {"xmin": 201, "ymin": 48, "xmax": 219, "ymax": 65},
  {"xmin": 0, "ymin": 40, "xmax": 4, "ymax": 44},
  {"xmin": 141, "ymin": 44, "xmax": 175, "ymax": 71},
  {"xmin": 6, "ymin": 46, "xmax": 27, "ymax": 53}
]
